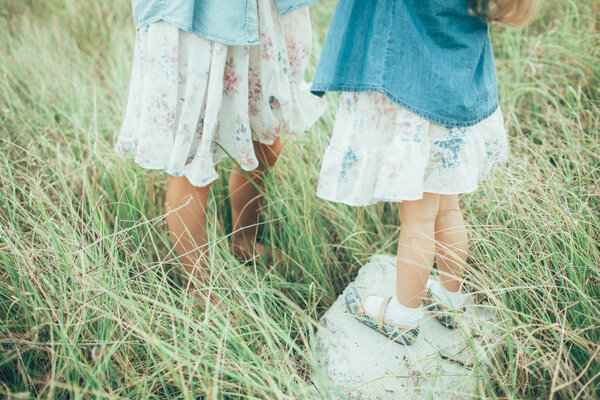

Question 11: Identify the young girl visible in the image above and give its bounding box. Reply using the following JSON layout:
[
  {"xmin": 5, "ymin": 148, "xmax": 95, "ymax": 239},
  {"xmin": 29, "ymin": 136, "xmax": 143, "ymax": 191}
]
[
  {"xmin": 311, "ymin": 0, "xmax": 538, "ymax": 343},
  {"xmin": 116, "ymin": 0, "xmax": 326, "ymax": 299}
]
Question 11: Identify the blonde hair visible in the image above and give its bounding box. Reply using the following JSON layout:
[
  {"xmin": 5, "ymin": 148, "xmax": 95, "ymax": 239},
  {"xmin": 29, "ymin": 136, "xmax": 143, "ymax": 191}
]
[{"xmin": 471, "ymin": 0, "xmax": 540, "ymax": 28}]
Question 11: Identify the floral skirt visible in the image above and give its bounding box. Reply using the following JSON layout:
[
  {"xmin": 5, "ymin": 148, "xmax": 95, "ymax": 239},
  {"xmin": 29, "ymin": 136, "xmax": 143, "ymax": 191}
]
[
  {"xmin": 115, "ymin": 0, "xmax": 326, "ymax": 187},
  {"xmin": 317, "ymin": 92, "xmax": 508, "ymax": 206}
]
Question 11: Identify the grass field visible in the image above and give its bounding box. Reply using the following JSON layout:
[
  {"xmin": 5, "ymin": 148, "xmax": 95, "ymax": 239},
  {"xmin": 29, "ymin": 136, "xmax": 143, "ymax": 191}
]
[{"xmin": 1, "ymin": 0, "xmax": 599, "ymax": 398}]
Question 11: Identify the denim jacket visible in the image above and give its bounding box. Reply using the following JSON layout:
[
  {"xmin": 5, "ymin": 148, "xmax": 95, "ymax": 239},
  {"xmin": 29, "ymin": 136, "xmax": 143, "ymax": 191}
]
[
  {"xmin": 132, "ymin": 0, "xmax": 316, "ymax": 46},
  {"xmin": 311, "ymin": 0, "xmax": 499, "ymax": 127}
]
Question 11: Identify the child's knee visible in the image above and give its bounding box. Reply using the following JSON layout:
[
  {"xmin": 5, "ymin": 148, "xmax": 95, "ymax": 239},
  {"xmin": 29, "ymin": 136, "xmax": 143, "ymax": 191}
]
[
  {"xmin": 398, "ymin": 209, "xmax": 437, "ymax": 234},
  {"xmin": 397, "ymin": 194, "xmax": 440, "ymax": 227},
  {"xmin": 401, "ymin": 213, "xmax": 438, "ymax": 231}
]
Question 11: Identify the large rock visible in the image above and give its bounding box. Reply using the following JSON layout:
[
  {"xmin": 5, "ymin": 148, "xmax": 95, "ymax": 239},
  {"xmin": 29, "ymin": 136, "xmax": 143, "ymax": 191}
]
[{"xmin": 314, "ymin": 255, "xmax": 494, "ymax": 399}]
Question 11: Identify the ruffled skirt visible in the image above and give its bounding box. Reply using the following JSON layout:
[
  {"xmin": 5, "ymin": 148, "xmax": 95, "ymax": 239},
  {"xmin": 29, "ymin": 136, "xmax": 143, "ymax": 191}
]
[
  {"xmin": 116, "ymin": 0, "xmax": 326, "ymax": 187},
  {"xmin": 317, "ymin": 92, "xmax": 508, "ymax": 206}
]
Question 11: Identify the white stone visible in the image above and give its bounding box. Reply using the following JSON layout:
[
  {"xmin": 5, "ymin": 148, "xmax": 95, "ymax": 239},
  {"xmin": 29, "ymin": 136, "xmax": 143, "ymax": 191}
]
[{"xmin": 313, "ymin": 254, "xmax": 496, "ymax": 400}]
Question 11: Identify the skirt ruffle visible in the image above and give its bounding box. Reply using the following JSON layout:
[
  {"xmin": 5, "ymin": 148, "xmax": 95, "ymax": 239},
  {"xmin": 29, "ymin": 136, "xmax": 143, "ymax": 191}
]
[
  {"xmin": 317, "ymin": 92, "xmax": 508, "ymax": 206},
  {"xmin": 116, "ymin": 0, "xmax": 326, "ymax": 187}
]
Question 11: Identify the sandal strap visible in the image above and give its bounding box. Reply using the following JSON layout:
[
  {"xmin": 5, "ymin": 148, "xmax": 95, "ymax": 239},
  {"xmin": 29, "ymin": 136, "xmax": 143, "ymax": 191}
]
[
  {"xmin": 357, "ymin": 292, "xmax": 377, "ymax": 315},
  {"xmin": 378, "ymin": 296, "xmax": 393, "ymax": 330}
]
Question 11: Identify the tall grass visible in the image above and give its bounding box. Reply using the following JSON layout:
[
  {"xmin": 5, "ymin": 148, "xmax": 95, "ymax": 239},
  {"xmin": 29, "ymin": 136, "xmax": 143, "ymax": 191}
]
[{"xmin": 1, "ymin": 0, "xmax": 599, "ymax": 398}]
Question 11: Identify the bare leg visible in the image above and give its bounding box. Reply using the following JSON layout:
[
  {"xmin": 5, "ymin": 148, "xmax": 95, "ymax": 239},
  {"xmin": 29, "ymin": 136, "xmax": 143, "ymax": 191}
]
[
  {"xmin": 229, "ymin": 137, "xmax": 282, "ymax": 258},
  {"xmin": 435, "ymin": 194, "xmax": 468, "ymax": 292},
  {"xmin": 396, "ymin": 193, "xmax": 440, "ymax": 308},
  {"xmin": 165, "ymin": 175, "xmax": 211, "ymax": 298}
]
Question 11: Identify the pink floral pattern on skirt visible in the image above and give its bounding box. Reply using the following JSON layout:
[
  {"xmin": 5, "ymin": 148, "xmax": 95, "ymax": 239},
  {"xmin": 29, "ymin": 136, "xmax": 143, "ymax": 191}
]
[{"xmin": 116, "ymin": 0, "xmax": 326, "ymax": 187}]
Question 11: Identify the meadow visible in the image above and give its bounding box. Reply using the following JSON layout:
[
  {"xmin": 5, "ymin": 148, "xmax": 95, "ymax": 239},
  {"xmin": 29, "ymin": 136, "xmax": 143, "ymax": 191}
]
[{"xmin": 0, "ymin": 0, "xmax": 599, "ymax": 398}]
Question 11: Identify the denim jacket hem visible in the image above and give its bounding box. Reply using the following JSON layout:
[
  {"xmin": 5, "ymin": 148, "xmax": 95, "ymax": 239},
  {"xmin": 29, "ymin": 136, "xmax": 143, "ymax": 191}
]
[
  {"xmin": 134, "ymin": 15, "xmax": 261, "ymax": 46},
  {"xmin": 279, "ymin": 0, "xmax": 317, "ymax": 15},
  {"xmin": 311, "ymin": 85, "xmax": 499, "ymax": 128}
]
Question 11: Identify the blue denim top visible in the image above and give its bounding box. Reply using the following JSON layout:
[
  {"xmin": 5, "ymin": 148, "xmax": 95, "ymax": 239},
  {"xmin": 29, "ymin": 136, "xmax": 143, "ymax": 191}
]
[
  {"xmin": 132, "ymin": 0, "xmax": 316, "ymax": 46},
  {"xmin": 311, "ymin": 0, "xmax": 499, "ymax": 127}
]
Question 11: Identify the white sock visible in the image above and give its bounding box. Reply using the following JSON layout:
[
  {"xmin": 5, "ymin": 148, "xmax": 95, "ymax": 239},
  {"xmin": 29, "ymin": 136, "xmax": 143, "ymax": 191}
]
[
  {"xmin": 427, "ymin": 279, "xmax": 468, "ymax": 309},
  {"xmin": 363, "ymin": 295, "xmax": 423, "ymax": 327}
]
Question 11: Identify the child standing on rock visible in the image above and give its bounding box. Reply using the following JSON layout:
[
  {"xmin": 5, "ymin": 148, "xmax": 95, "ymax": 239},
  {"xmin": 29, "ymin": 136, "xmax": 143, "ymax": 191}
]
[
  {"xmin": 312, "ymin": 0, "xmax": 538, "ymax": 343},
  {"xmin": 116, "ymin": 0, "xmax": 326, "ymax": 301}
]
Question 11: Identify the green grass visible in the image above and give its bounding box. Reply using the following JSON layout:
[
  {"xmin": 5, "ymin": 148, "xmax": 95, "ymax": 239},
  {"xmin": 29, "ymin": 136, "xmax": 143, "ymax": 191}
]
[{"xmin": 0, "ymin": 0, "xmax": 599, "ymax": 398}]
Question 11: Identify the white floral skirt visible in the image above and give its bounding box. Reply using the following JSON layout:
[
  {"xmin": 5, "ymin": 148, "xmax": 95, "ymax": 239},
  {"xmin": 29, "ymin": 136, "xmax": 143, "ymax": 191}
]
[
  {"xmin": 317, "ymin": 92, "xmax": 508, "ymax": 206},
  {"xmin": 116, "ymin": 0, "xmax": 326, "ymax": 187}
]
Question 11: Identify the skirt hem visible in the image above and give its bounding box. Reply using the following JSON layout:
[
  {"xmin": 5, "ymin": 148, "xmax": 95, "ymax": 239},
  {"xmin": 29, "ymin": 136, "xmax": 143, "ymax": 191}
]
[
  {"xmin": 316, "ymin": 179, "xmax": 489, "ymax": 206},
  {"xmin": 117, "ymin": 148, "xmax": 265, "ymax": 188}
]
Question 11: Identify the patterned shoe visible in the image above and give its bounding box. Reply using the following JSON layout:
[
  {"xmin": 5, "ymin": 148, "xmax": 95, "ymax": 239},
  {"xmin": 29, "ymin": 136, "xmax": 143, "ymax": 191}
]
[
  {"xmin": 424, "ymin": 278, "xmax": 466, "ymax": 329},
  {"xmin": 345, "ymin": 286, "xmax": 419, "ymax": 345}
]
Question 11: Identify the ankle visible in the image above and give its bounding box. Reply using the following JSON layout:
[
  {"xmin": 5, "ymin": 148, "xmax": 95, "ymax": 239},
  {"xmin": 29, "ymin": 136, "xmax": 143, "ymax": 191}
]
[
  {"xmin": 428, "ymin": 279, "xmax": 468, "ymax": 308},
  {"xmin": 440, "ymin": 278, "xmax": 462, "ymax": 293},
  {"xmin": 395, "ymin": 296, "xmax": 424, "ymax": 309},
  {"xmin": 363, "ymin": 295, "xmax": 423, "ymax": 326}
]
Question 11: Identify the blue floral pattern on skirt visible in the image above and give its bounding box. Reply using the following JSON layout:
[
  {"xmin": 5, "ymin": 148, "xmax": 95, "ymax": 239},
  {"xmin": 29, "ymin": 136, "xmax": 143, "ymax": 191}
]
[{"xmin": 317, "ymin": 92, "xmax": 508, "ymax": 206}]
